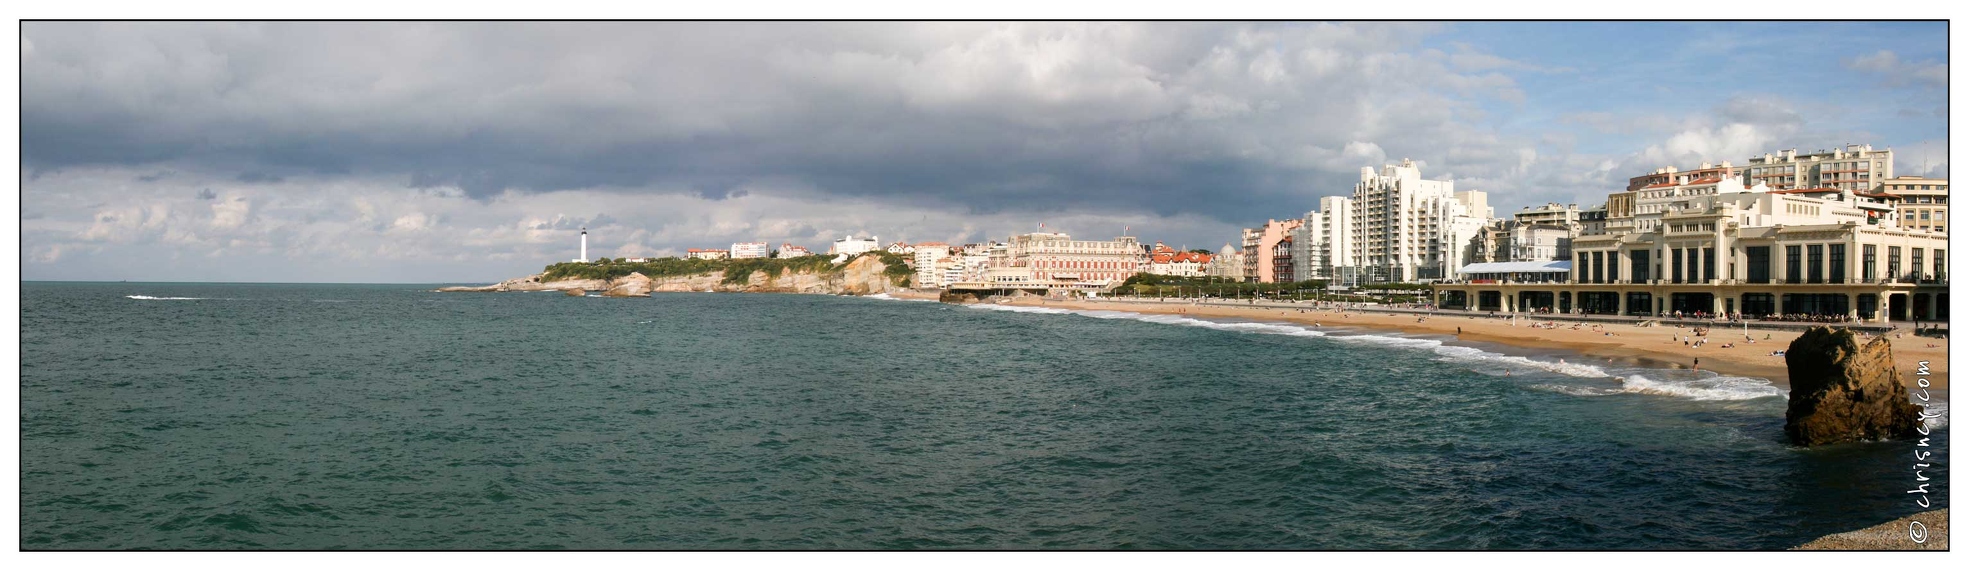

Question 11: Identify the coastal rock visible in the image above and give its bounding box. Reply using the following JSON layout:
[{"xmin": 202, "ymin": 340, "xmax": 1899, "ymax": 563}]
[
  {"xmin": 603, "ymin": 272, "xmax": 653, "ymax": 297},
  {"xmin": 939, "ymin": 290, "xmax": 983, "ymax": 304},
  {"xmin": 563, "ymin": 288, "xmax": 588, "ymax": 297},
  {"xmin": 1783, "ymin": 326, "xmax": 1922, "ymax": 446}
]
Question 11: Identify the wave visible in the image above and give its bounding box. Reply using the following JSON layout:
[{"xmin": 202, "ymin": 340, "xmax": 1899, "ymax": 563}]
[
  {"xmin": 125, "ymin": 295, "xmax": 206, "ymax": 300},
  {"xmin": 1614, "ymin": 374, "xmax": 1787, "ymax": 401},
  {"xmin": 864, "ymin": 293, "xmax": 934, "ymax": 302},
  {"xmin": 972, "ymin": 304, "xmax": 1327, "ymax": 338},
  {"xmin": 1917, "ymin": 398, "xmax": 1949, "ymax": 429},
  {"xmin": 967, "ymin": 303, "xmax": 1798, "ymax": 404}
]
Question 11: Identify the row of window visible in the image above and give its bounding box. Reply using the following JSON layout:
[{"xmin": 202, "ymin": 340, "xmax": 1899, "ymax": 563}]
[{"xmin": 1568, "ymin": 244, "xmax": 1946, "ymax": 285}]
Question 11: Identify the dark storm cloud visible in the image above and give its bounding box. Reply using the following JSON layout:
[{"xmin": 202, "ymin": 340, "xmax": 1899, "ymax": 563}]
[
  {"xmin": 196, "ymin": 188, "xmax": 218, "ymax": 200},
  {"xmin": 22, "ymin": 21, "xmax": 1541, "ymax": 226}
]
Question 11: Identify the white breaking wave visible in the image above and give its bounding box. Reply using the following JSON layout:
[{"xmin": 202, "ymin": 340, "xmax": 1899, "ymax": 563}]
[
  {"xmin": 1615, "ymin": 374, "xmax": 1787, "ymax": 401},
  {"xmin": 864, "ymin": 293, "xmax": 934, "ymax": 302},
  {"xmin": 971, "ymin": 304, "xmax": 1326, "ymax": 338},
  {"xmin": 1917, "ymin": 398, "xmax": 1949, "ymax": 429},
  {"xmin": 126, "ymin": 295, "xmax": 205, "ymax": 300},
  {"xmin": 1527, "ymin": 383, "xmax": 1619, "ymax": 397},
  {"xmin": 964, "ymin": 303, "xmax": 1793, "ymax": 403}
]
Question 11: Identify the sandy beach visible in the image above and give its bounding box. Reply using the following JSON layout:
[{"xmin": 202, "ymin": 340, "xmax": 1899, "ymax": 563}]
[{"xmin": 1002, "ymin": 297, "xmax": 1949, "ymax": 391}]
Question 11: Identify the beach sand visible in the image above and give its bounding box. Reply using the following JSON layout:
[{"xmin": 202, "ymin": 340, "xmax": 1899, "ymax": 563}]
[{"xmin": 1002, "ymin": 298, "xmax": 1949, "ymax": 391}]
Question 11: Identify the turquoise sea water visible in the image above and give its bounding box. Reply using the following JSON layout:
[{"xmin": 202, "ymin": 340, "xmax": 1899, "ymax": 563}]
[{"xmin": 19, "ymin": 282, "xmax": 1948, "ymax": 549}]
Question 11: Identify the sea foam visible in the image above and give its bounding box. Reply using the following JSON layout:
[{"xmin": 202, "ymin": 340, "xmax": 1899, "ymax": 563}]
[
  {"xmin": 125, "ymin": 295, "xmax": 206, "ymax": 300},
  {"xmin": 964, "ymin": 303, "xmax": 1799, "ymax": 403}
]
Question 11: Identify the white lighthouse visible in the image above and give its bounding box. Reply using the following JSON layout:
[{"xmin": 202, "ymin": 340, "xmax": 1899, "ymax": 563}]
[{"xmin": 575, "ymin": 227, "xmax": 590, "ymax": 263}]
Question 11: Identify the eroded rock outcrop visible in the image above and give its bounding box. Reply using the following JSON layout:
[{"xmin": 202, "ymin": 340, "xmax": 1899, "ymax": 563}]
[
  {"xmin": 1783, "ymin": 326, "xmax": 1922, "ymax": 446},
  {"xmin": 562, "ymin": 288, "xmax": 588, "ymax": 297},
  {"xmin": 602, "ymin": 272, "xmax": 654, "ymax": 297}
]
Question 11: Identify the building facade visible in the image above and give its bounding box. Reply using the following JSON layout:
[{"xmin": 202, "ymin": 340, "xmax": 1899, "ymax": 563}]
[
  {"xmin": 686, "ymin": 248, "xmax": 729, "ymax": 260},
  {"xmin": 1436, "ymin": 182, "xmax": 1947, "ymax": 322},
  {"xmin": 1241, "ymin": 219, "xmax": 1301, "ymax": 283},
  {"xmin": 829, "ymin": 235, "xmax": 880, "ymax": 256},
  {"xmin": 1348, "ymin": 159, "xmax": 1491, "ymax": 283},
  {"xmin": 729, "ymin": 242, "xmax": 769, "ymax": 259},
  {"xmin": 1743, "ymin": 144, "xmax": 1893, "ymax": 191},
  {"xmin": 1871, "ymin": 175, "xmax": 1948, "ymax": 234},
  {"xmin": 777, "ymin": 243, "xmax": 813, "ymax": 257},
  {"xmin": 982, "ymin": 232, "xmax": 1144, "ymax": 291},
  {"xmin": 913, "ymin": 242, "xmax": 951, "ymax": 288}
]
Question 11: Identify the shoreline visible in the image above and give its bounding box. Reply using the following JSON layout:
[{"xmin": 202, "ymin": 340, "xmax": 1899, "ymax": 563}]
[{"xmin": 996, "ymin": 297, "xmax": 1949, "ymax": 392}]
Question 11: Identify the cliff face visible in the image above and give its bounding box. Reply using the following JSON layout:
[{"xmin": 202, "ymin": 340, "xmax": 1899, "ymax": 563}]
[{"xmin": 438, "ymin": 255, "xmax": 906, "ymax": 297}]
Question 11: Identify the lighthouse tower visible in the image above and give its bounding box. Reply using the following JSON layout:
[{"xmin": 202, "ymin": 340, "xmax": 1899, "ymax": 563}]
[{"xmin": 575, "ymin": 227, "xmax": 590, "ymax": 263}]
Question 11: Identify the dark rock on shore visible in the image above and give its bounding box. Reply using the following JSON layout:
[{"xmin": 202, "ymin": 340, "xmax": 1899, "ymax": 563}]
[{"xmin": 1782, "ymin": 326, "xmax": 1922, "ymax": 446}]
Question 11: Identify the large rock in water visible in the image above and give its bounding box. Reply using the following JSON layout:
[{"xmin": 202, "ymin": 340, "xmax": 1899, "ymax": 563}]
[
  {"xmin": 1783, "ymin": 326, "xmax": 1922, "ymax": 446},
  {"xmin": 563, "ymin": 288, "xmax": 588, "ymax": 297}
]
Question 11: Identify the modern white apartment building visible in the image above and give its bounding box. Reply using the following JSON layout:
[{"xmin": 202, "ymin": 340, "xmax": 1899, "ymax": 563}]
[
  {"xmin": 913, "ymin": 242, "xmax": 951, "ymax": 288},
  {"xmin": 1743, "ymin": 144, "xmax": 1893, "ymax": 191},
  {"xmin": 984, "ymin": 232, "xmax": 1143, "ymax": 290},
  {"xmin": 1349, "ymin": 159, "xmax": 1491, "ymax": 283},
  {"xmin": 729, "ymin": 242, "xmax": 769, "ymax": 259},
  {"xmin": 1871, "ymin": 175, "xmax": 1948, "ymax": 234},
  {"xmin": 828, "ymin": 235, "xmax": 880, "ymax": 256}
]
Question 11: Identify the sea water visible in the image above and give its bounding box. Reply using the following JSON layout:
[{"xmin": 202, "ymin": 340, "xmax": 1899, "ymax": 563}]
[{"xmin": 19, "ymin": 283, "xmax": 1948, "ymax": 549}]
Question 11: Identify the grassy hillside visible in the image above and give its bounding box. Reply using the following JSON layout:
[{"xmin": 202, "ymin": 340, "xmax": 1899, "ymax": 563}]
[{"xmin": 540, "ymin": 252, "xmax": 913, "ymax": 287}]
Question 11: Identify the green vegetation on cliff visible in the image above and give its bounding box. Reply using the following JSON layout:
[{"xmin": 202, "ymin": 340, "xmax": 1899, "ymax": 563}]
[
  {"xmin": 542, "ymin": 254, "xmax": 842, "ymax": 283},
  {"xmin": 540, "ymin": 251, "xmax": 914, "ymax": 288},
  {"xmin": 875, "ymin": 252, "xmax": 914, "ymax": 287}
]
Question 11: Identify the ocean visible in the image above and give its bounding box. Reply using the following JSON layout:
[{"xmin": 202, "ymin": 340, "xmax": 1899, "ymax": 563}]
[{"xmin": 19, "ymin": 282, "xmax": 1949, "ymax": 549}]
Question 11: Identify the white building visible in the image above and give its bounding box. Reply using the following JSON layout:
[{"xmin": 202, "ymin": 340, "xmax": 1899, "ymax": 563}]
[
  {"xmin": 686, "ymin": 248, "xmax": 729, "ymax": 260},
  {"xmin": 1349, "ymin": 159, "xmax": 1491, "ymax": 283},
  {"xmin": 573, "ymin": 228, "xmax": 589, "ymax": 263},
  {"xmin": 887, "ymin": 241, "xmax": 916, "ymax": 255},
  {"xmin": 829, "ymin": 235, "xmax": 880, "ymax": 256},
  {"xmin": 730, "ymin": 242, "xmax": 769, "ymax": 259},
  {"xmin": 1871, "ymin": 175, "xmax": 1948, "ymax": 234},
  {"xmin": 1744, "ymin": 144, "xmax": 1893, "ymax": 192},
  {"xmin": 777, "ymin": 243, "xmax": 813, "ymax": 258},
  {"xmin": 913, "ymin": 242, "xmax": 951, "ymax": 288},
  {"xmin": 1287, "ymin": 195, "xmax": 1357, "ymax": 283}
]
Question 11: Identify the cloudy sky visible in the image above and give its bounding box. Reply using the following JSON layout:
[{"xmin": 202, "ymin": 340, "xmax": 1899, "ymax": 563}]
[{"xmin": 21, "ymin": 21, "xmax": 1948, "ymax": 283}]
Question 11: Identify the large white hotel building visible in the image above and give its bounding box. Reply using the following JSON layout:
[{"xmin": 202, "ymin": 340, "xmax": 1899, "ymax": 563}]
[{"xmin": 1433, "ymin": 145, "xmax": 1948, "ymax": 323}]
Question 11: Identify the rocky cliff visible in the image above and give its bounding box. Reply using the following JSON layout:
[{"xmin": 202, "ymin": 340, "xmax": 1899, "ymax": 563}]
[
  {"xmin": 1782, "ymin": 326, "xmax": 1923, "ymax": 446},
  {"xmin": 437, "ymin": 255, "xmax": 906, "ymax": 297}
]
